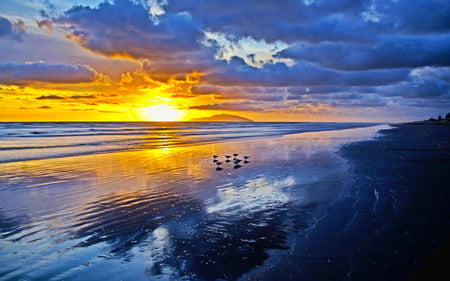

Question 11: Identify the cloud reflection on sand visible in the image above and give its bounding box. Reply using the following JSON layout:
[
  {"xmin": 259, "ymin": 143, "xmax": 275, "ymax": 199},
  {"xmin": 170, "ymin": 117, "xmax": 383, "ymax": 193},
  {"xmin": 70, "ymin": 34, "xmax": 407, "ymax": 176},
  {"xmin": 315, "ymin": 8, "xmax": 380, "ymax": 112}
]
[{"xmin": 206, "ymin": 176, "xmax": 295, "ymax": 215}]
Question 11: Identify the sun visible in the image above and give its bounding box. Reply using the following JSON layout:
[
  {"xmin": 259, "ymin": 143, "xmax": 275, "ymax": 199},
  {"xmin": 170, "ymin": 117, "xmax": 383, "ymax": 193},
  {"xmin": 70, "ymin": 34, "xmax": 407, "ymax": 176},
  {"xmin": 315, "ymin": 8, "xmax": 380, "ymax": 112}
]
[{"xmin": 139, "ymin": 104, "xmax": 186, "ymax": 121}]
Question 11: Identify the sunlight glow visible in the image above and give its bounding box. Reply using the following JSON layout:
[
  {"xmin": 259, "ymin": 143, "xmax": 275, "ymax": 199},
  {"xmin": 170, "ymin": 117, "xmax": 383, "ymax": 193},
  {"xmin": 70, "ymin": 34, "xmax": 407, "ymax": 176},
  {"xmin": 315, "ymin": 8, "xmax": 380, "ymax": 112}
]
[{"xmin": 139, "ymin": 104, "xmax": 186, "ymax": 121}]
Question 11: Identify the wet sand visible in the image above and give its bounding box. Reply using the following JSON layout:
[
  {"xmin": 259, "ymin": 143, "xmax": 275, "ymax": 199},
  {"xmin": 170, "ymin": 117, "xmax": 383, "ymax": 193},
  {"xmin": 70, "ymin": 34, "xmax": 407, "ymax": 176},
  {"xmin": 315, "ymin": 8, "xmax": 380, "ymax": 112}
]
[
  {"xmin": 1, "ymin": 124, "xmax": 449, "ymax": 280},
  {"xmin": 341, "ymin": 124, "xmax": 450, "ymax": 281},
  {"xmin": 241, "ymin": 123, "xmax": 450, "ymax": 281}
]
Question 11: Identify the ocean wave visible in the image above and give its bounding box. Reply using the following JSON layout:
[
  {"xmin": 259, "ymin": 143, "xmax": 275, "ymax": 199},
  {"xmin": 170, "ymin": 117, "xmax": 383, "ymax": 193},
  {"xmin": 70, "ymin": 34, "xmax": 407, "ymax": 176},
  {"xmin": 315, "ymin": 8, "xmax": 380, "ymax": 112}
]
[{"xmin": 0, "ymin": 122, "xmax": 379, "ymax": 163}]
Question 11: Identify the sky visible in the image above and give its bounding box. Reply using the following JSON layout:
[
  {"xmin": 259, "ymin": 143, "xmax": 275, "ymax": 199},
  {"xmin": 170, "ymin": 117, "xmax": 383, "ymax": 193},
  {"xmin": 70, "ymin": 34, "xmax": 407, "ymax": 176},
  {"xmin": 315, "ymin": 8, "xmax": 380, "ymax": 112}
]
[{"xmin": 0, "ymin": 0, "xmax": 449, "ymax": 122}]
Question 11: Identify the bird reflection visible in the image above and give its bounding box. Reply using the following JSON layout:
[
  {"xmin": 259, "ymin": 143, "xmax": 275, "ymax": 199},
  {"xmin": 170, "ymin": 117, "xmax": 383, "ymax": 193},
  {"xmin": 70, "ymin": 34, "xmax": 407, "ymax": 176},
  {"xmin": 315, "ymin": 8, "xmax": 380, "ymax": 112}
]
[{"xmin": 212, "ymin": 154, "xmax": 250, "ymax": 171}]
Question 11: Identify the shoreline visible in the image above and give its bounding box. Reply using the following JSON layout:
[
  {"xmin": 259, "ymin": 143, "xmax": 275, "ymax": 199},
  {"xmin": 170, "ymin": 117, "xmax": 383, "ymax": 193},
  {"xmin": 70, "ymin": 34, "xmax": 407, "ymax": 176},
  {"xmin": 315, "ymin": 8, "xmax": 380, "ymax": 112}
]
[{"xmin": 0, "ymin": 122, "xmax": 382, "ymax": 164}]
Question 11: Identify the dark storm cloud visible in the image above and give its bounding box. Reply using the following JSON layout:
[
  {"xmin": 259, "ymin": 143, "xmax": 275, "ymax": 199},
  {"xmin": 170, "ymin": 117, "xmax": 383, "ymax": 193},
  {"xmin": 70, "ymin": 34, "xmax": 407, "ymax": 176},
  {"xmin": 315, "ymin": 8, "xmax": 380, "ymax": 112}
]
[
  {"xmin": 0, "ymin": 62, "xmax": 97, "ymax": 85},
  {"xmin": 412, "ymin": 66, "xmax": 450, "ymax": 84},
  {"xmin": 54, "ymin": 0, "xmax": 202, "ymax": 60},
  {"xmin": 389, "ymin": 95, "xmax": 450, "ymax": 109},
  {"xmin": 286, "ymin": 67, "xmax": 450, "ymax": 104},
  {"xmin": 167, "ymin": 0, "xmax": 372, "ymax": 43},
  {"xmin": 380, "ymin": 80, "xmax": 450, "ymax": 99},
  {"xmin": 205, "ymin": 58, "xmax": 409, "ymax": 87},
  {"xmin": 282, "ymin": 35, "xmax": 450, "ymax": 71},
  {"xmin": 40, "ymin": 0, "xmax": 450, "ymax": 114},
  {"xmin": 168, "ymin": 0, "xmax": 450, "ymax": 42},
  {"xmin": 377, "ymin": 66, "xmax": 450, "ymax": 99},
  {"xmin": 374, "ymin": 0, "xmax": 450, "ymax": 34}
]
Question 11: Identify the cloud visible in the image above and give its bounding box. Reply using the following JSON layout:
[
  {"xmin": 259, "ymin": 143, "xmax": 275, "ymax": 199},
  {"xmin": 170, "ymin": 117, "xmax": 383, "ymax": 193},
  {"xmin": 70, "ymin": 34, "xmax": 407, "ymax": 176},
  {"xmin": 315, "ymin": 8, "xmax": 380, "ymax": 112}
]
[
  {"xmin": 192, "ymin": 68, "xmax": 449, "ymax": 112},
  {"xmin": 70, "ymin": 94, "xmax": 96, "ymax": 99},
  {"xmin": 0, "ymin": 62, "xmax": 98, "ymax": 85},
  {"xmin": 167, "ymin": 0, "xmax": 374, "ymax": 44},
  {"xmin": 377, "ymin": 67, "xmax": 450, "ymax": 99},
  {"xmin": 191, "ymin": 84, "xmax": 289, "ymax": 101},
  {"xmin": 148, "ymin": 0, "xmax": 169, "ymax": 24},
  {"xmin": 167, "ymin": 0, "xmax": 450, "ymax": 42},
  {"xmin": 282, "ymin": 35, "xmax": 450, "ymax": 71},
  {"xmin": 36, "ymin": 94, "xmax": 65, "ymax": 100},
  {"xmin": 203, "ymin": 31, "xmax": 294, "ymax": 68},
  {"xmin": 45, "ymin": 1, "xmax": 443, "ymax": 86},
  {"xmin": 189, "ymin": 100, "xmax": 264, "ymax": 111},
  {"xmin": 0, "ymin": 16, "xmax": 25, "ymax": 41},
  {"xmin": 374, "ymin": 0, "xmax": 450, "ymax": 34},
  {"xmin": 205, "ymin": 58, "xmax": 409, "ymax": 87},
  {"xmin": 37, "ymin": 19, "xmax": 53, "ymax": 31},
  {"xmin": 71, "ymin": 108, "xmax": 95, "ymax": 111},
  {"xmin": 287, "ymin": 86, "xmax": 374, "ymax": 96},
  {"xmin": 381, "ymin": 80, "xmax": 450, "ymax": 99},
  {"xmin": 53, "ymin": 0, "xmax": 202, "ymax": 60},
  {"xmin": 324, "ymin": 94, "xmax": 388, "ymax": 107},
  {"xmin": 44, "ymin": 0, "xmax": 216, "ymax": 83},
  {"xmin": 411, "ymin": 66, "xmax": 450, "ymax": 84},
  {"xmin": 23, "ymin": 0, "xmax": 450, "ymax": 120},
  {"xmin": 139, "ymin": 55, "xmax": 216, "ymax": 81},
  {"xmin": 98, "ymin": 110, "xmax": 123, "ymax": 113}
]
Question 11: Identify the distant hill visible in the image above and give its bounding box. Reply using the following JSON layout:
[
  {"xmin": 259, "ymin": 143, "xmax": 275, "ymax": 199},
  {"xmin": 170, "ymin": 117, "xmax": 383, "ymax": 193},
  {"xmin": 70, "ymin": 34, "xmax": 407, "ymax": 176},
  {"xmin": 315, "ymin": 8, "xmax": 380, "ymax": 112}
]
[{"xmin": 190, "ymin": 114, "xmax": 253, "ymax": 122}]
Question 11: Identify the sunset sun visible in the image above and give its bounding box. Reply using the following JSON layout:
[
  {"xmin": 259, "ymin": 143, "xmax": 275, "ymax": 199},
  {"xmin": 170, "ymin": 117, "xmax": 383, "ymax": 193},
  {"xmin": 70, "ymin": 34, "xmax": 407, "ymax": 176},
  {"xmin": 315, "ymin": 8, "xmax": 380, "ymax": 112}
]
[{"xmin": 139, "ymin": 104, "xmax": 186, "ymax": 121}]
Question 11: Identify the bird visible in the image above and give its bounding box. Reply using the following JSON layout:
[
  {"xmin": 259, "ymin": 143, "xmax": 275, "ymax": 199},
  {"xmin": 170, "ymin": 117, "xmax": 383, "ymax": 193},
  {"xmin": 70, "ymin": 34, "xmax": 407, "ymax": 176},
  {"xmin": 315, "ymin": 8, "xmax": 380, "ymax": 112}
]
[
  {"xmin": 225, "ymin": 155, "xmax": 231, "ymax": 158},
  {"xmin": 213, "ymin": 155, "xmax": 219, "ymax": 158},
  {"xmin": 215, "ymin": 161, "xmax": 223, "ymax": 170},
  {"xmin": 233, "ymin": 153, "xmax": 238, "ymax": 157},
  {"xmin": 233, "ymin": 164, "xmax": 242, "ymax": 169},
  {"xmin": 233, "ymin": 158, "xmax": 241, "ymax": 164},
  {"xmin": 243, "ymin": 156, "xmax": 249, "ymax": 159}
]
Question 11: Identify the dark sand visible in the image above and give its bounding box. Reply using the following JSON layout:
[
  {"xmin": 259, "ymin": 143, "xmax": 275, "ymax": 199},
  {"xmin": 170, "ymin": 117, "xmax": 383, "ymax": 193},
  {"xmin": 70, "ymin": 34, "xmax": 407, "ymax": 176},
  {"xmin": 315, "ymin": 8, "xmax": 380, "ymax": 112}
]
[{"xmin": 241, "ymin": 124, "xmax": 450, "ymax": 281}]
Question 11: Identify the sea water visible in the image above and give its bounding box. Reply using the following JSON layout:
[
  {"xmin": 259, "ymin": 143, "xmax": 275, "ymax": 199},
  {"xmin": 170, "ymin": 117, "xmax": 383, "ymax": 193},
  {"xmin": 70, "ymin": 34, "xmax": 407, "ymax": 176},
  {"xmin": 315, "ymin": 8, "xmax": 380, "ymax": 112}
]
[{"xmin": 0, "ymin": 122, "xmax": 377, "ymax": 163}]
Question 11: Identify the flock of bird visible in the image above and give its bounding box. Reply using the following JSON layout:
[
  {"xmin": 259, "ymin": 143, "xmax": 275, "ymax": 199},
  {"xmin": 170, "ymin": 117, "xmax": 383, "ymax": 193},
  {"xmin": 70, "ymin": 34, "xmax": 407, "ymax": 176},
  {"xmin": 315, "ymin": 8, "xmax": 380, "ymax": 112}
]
[{"xmin": 212, "ymin": 154, "xmax": 250, "ymax": 170}]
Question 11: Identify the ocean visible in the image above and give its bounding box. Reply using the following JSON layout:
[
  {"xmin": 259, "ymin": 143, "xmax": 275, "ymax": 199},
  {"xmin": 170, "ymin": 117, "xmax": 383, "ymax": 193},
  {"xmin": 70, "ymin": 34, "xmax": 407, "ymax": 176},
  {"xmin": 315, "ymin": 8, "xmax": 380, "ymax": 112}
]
[
  {"xmin": 0, "ymin": 122, "xmax": 389, "ymax": 281},
  {"xmin": 0, "ymin": 122, "xmax": 377, "ymax": 163}
]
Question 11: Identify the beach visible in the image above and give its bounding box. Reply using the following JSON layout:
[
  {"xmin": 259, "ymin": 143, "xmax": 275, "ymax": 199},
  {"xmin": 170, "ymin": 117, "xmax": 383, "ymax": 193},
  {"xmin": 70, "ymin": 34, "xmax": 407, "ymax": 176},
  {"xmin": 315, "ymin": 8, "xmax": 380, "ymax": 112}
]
[
  {"xmin": 241, "ymin": 123, "xmax": 450, "ymax": 281},
  {"xmin": 0, "ymin": 122, "xmax": 449, "ymax": 280},
  {"xmin": 340, "ymin": 124, "xmax": 450, "ymax": 281}
]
